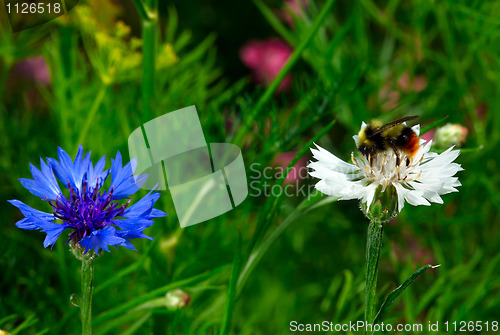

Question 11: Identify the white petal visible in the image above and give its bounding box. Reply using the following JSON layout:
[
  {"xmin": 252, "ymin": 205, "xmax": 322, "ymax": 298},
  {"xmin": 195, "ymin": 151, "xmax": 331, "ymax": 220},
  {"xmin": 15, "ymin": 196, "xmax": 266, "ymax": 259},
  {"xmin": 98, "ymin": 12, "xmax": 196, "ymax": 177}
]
[
  {"xmin": 411, "ymin": 181, "xmax": 445, "ymax": 204},
  {"xmin": 308, "ymin": 163, "xmax": 360, "ymax": 182},
  {"xmin": 308, "ymin": 143, "xmax": 367, "ymax": 201},
  {"xmin": 412, "ymin": 140, "xmax": 432, "ymax": 163},
  {"xmin": 411, "ymin": 124, "xmax": 420, "ymax": 136},
  {"xmin": 404, "ymin": 188, "xmax": 431, "ymax": 207},
  {"xmin": 310, "ymin": 144, "xmax": 358, "ymax": 174},
  {"xmin": 394, "ymin": 183, "xmax": 406, "ymax": 212},
  {"xmin": 315, "ymin": 177, "xmax": 365, "ymax": 200},
  {"xmin": 353, "ymin": 135, "xmax": 359, "ymax": 147},
  {"xmin": 362, "ymin": 183, "xmax": 378, "ymax": 206}
]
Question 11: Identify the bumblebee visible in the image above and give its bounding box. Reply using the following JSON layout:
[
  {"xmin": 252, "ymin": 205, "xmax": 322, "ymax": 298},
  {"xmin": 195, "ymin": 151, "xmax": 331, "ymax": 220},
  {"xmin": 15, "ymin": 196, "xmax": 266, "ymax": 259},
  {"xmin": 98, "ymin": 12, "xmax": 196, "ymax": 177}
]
[{"xmin": 357, "ymin": 116, "xmax": 420, "ymax": 166}]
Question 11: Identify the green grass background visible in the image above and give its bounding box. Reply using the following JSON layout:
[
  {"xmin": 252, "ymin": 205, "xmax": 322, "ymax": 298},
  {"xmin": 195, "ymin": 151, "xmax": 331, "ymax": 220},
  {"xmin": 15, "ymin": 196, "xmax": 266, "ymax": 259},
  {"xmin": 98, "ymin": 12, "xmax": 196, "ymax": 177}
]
[{"xmin": 0, "ymin": 0, "xmax": 499, "ymax": 334}]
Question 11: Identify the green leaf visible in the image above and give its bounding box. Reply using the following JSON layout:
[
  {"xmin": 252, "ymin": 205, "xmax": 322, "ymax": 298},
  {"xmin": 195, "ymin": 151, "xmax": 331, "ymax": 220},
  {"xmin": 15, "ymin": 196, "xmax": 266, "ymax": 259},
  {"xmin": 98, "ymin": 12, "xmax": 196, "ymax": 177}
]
[
  {"xmin": 219, "ymin": 232, "xmax": 243, "ymax": 335},
  {"xmin": 334, "ymin": 270, "xmax": 353, "ymax": 321},
  {"xmin": 253, "ymin": 0, "xmax": 296, "ymax": 46},
  {"xmin": 455, "ymin": 145, "xmax": 484, "ymax": 154},
  {"xmin": 420, "ymin": 116, "xmax": 449, "ymax": 134},
  {"xmin": 373, "ymin": 264, "xmax": 440, "ymax": 324}
]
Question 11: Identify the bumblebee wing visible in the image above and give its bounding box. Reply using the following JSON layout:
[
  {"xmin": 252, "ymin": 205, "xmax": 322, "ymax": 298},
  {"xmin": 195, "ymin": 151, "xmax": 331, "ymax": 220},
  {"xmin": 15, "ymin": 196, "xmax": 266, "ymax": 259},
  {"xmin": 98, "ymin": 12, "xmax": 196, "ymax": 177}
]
[{"xmin": 372, "ymin": 116, "xmax": 418, "ymax": 135}]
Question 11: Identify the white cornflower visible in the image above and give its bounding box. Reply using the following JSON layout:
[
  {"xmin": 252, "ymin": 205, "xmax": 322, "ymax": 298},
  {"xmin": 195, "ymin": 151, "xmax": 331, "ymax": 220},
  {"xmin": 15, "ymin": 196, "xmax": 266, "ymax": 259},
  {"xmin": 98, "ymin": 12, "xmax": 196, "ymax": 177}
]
[{"xmin": 308, "ymin": 123, "xmax": 463, "ymax": 213}]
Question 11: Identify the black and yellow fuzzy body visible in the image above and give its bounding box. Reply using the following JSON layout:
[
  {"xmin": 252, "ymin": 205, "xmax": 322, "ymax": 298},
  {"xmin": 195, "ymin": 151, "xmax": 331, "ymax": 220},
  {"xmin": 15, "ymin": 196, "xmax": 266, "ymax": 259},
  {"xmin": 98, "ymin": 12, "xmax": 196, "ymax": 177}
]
[{"xmin": 357, "ymin": 116, "xmax": 420, "ymax": 166}]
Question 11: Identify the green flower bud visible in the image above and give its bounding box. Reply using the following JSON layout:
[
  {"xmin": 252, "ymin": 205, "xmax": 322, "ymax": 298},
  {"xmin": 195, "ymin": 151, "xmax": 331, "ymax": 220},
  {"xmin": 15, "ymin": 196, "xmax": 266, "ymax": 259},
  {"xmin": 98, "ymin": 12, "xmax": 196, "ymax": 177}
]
[
  {"xmin": 361, "ymin": 185, "xmax": 398, "ymax": 223},
  {"xmin": 165, "ymin": 289, "xmax": 191, "ymax": 311},
  {"xmin": 70, "ymin": 241, "xmax": 99, "ymax": 261}
]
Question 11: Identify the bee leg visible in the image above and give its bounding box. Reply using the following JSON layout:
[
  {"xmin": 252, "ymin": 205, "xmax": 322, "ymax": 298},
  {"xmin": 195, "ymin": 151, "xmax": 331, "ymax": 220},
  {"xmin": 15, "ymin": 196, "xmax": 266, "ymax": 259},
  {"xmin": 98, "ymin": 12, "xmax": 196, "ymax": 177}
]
[{"xmin": 388, "ymin": 141, "xmax": 400, "ymax": 166}]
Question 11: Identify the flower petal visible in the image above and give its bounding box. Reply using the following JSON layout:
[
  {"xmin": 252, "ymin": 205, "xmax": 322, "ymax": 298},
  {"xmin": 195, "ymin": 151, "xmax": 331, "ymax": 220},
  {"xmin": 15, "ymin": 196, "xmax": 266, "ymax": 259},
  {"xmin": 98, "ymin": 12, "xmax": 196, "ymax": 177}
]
[
  {"xmin": 87, "ymin": 155, "xmax": 109, "ymax": 190},
  {"xmin": 79, "ymin": 226, "xmax": 126, "ymax": 254},
  {"xmin": 122, "ymin": 190, "xmax": 166, "ymax": 219},
  {"xmin": 41, "ymin": 222, "xmax": 69, "ymax": 248},
  {"xmin": 8, "ymin": 199, "xmax": 55, "ymax": 229},
  {"xmin": 18, "ymin": 160, "xmax": 62, "ymax": 201},
  {"xmin": 309, "ymin": 144, "xmax": 358, "ymax": 174},
  {"xmin": 110, "ymin": 153, "xmax": 148, "ymax": 199},
  {"xmin": 48, "ymin": 145, "xmax": 91, "ymax": 191}
]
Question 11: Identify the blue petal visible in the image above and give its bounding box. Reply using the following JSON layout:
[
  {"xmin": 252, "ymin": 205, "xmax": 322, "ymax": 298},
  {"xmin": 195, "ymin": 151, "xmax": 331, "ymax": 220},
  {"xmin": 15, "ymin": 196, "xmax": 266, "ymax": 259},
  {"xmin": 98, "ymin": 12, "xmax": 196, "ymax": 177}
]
[
  {"xmin": 48, "ymin": 145, "xmax": 91, "ymax": 191},
  {"xmin": 48, "ymin": 147, "xmax": 78, "ymax": 187},
  {"xmin": 79, "ymin": 226, "xmax": 126, "ymax": 254},
  {"xmin": 122, "ymin": 191, "xmax": 166, "ymax": 219},
  {"xmin": 110, "ymin": 152, "xmax": 147, "ymax": 199},
  {"xmin": 39, "ymin": 221, "xmax": 69, "ymax": 248},
  {"xmin": 113, "ymin": 218, "xmax": 154, "ymax": 231},
  {"xmin": 15, "ymin": 217, "xmax": 41, "ymax": 230},
  {"xmin": 8, "ymin": 199, "xmax": 54, "ymax": 220},
  {"xmin": 18, "ymin": 160, "xmax": 62, "ymax": 201},
  {"xmin": 119, "ymin": 229, "xmax": 153, "ymax": 241},
  {"xmin": 115, "ymin": 238, "xmax": 136, "ymax": 251},
  {"xmin": 87, "ymin": 155, "xmax": 109, "ymax": 190},
  {"xmin": 110, "ymin": 150, "xmax": 123, "ymax": 183},
  {"xmin": 8, "ymin": 199, "xmax": 56, "ymax": 230},
  {"xmin": 115, "ymin": 229, "xmax": 153, "ymax": 251},
  {"xmin": 38, "ymin": 158, "xmax": 62, "ymax": 199}
]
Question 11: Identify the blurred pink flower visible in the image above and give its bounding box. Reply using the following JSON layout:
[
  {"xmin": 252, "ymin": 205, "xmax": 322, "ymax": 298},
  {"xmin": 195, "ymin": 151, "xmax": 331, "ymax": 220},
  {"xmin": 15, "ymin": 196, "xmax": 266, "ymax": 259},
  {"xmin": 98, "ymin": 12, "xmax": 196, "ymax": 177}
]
[
  {"xmin": 475, "ymin": 103, "xmax": 487, "ymax": 120},
  {"xmin": 379, "ymin": 72, "xmax": 427, "ymax": 111},
  {"xmin": 378, "ymin": 85, "xmax": 401, "ymax": 111},
  {"xmin": 397, "ymin": 72, "xmax": 427, "ymax": 93},
  {"xmin": 273, "ymin": 152, "xmax": 308, "ymax": 185},
  {"xmin": 240, "ymin": 38, "xmax": 293, "ymax": 92},
  {"xmin": 409, "ymin": 239, "xmax": 436, "ymax": 267},
  {"xmin": 283, "ymin": 0, "xmax": 308, "ymax": 26},
  {"xmin": 390, "ymin": 230, "xmax": 436, "ymax": 268},
  {"xmin": 12, "ymin": 56, "xmax": 51, "ymax": 85},
  {"xmin": 420, "ymin": 129, "xmax": 435, "ymax": 143}
]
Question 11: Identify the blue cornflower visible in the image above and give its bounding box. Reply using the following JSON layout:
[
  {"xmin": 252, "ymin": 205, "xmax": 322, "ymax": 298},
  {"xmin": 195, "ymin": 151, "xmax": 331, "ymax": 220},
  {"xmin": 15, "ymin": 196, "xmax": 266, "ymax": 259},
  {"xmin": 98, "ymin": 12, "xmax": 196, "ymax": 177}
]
[{"xmin": 8, "ymin": 145, "xmax": 166, "ymax": 254}]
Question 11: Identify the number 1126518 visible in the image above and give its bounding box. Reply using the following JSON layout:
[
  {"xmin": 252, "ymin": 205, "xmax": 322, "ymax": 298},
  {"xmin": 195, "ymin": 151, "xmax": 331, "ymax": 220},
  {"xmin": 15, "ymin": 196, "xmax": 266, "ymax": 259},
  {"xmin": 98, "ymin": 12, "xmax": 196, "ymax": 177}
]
[{"xmin": 6, "ymin": 2, "xmax": 62, "ymax": 14}]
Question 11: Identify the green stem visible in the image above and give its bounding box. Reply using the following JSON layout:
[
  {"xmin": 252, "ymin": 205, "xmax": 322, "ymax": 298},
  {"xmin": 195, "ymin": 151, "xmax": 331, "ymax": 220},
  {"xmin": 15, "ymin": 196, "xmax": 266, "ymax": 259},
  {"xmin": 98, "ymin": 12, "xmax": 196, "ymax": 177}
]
[
  {"xmin": 60, "ymin": 0, "xmax": 68, "ymax": 13},
  {"xmin": 364, "ymin": 220, "xmax": 383, "ymax": 334},
  {"xmin": 141, "ymin": 0, "xmax": 158, "ymax": 122},
  {"xmin": 76, "ymin": 84, "xmax": 107, "ymax": 148},
  {"xmin": 81, "ymin": 259, "xmax": 94, "ymax": 335},
  {"xmin": 219, "ymin": 232, "xmax": 242, "ymax": 335},
  {"xmin": 133, "ymin": 0, "xmax": 150, "ymax": 21}
]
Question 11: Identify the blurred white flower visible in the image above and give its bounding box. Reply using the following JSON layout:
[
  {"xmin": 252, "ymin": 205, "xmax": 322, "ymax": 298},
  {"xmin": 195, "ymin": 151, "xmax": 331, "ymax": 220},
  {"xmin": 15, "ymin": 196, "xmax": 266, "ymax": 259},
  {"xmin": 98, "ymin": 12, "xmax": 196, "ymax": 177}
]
[
  {"xmin": 434, "ymin": 123, "xmax": 468, "ymax": 148},
  {"xmin": 308, "ymin": 123, "xmax": 463, "ymax": 212}
]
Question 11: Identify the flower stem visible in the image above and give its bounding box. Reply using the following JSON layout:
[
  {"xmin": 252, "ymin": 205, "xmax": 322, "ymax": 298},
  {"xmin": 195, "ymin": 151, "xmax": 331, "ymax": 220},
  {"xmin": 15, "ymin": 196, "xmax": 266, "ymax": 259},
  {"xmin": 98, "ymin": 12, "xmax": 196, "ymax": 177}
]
[
  {"xmin": 76, "ymin": 84, "xmax": 107, "ymax": 148},
  {"xmin": 141, "ymin": 0, "xmax": 158, "ymax": 122},
  {"xmin": 81, "ymin": 258, "xmax": 94, "ymax": 335},
  {"xmin": 364, "ymin": 220, "xmax": 384, "ymax": 334}
]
